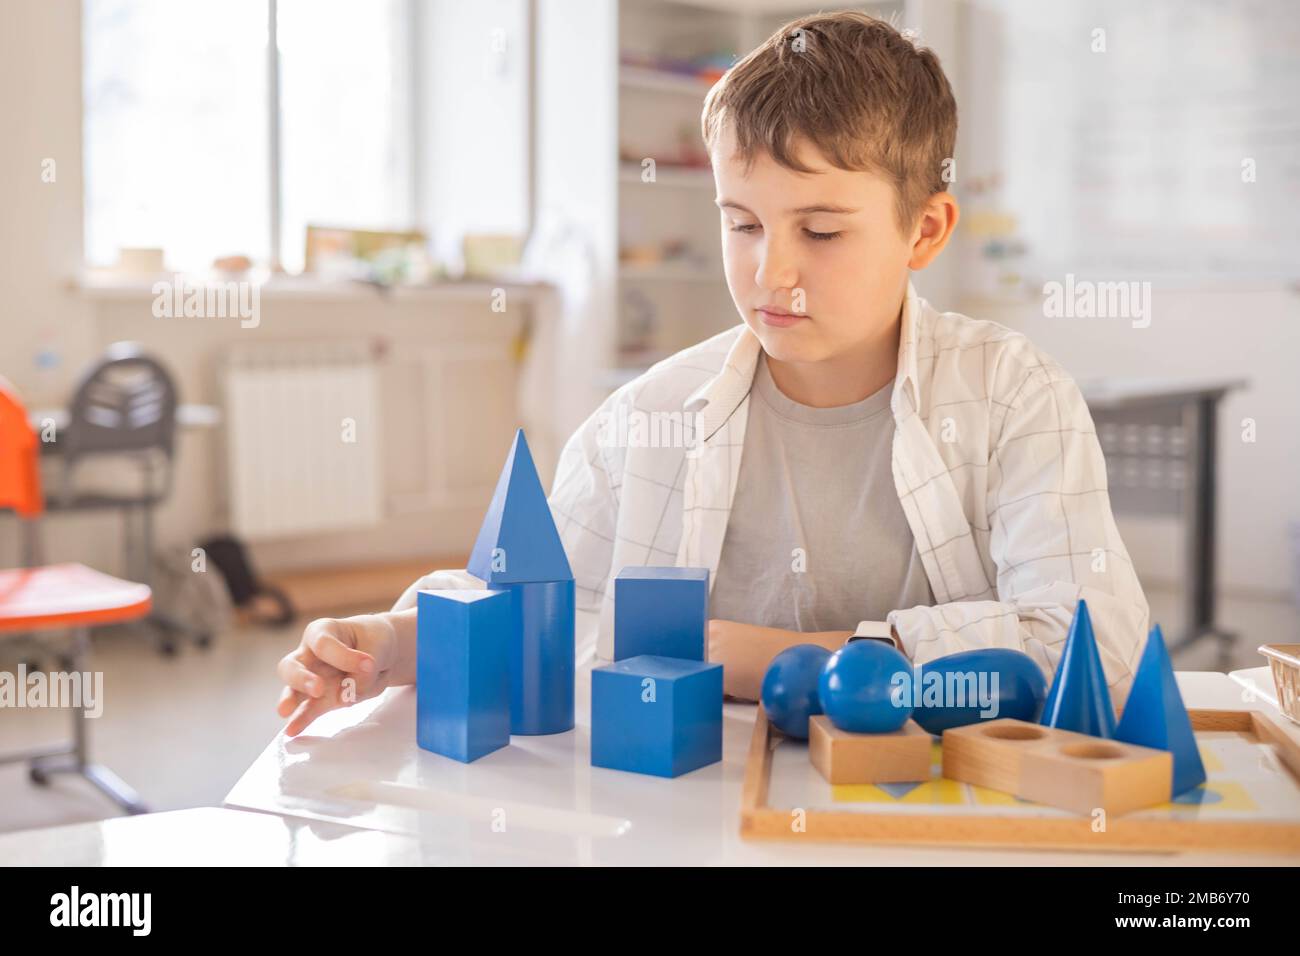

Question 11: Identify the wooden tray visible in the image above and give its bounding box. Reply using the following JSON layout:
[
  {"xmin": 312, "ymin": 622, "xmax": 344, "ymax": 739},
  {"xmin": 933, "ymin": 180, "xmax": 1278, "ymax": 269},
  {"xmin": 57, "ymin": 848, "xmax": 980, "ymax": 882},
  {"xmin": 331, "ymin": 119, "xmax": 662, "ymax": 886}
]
[{"xmin": 740, "ymin": 707, "xmax": 1300, "ymax": 853}]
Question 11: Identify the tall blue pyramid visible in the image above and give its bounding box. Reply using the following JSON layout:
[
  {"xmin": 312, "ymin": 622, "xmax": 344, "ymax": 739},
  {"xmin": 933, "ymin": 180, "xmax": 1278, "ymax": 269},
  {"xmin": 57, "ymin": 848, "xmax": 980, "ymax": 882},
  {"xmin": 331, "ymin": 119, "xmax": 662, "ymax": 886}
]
[
  {"xmin": 1039, "ymin": 599, "xmax": 1116, "ymax": 737},
  {"xmin": 468, "ymin": 429, "xmax": 572, "ymax": 585},
  {"xmin": 1115, "ymin": 625, "xmax": 1207, "ymax": 796}
]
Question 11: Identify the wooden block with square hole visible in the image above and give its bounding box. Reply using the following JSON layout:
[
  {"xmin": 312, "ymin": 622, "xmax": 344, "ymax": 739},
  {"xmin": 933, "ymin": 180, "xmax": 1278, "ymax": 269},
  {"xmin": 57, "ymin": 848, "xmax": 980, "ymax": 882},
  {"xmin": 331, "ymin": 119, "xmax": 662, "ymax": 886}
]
[
  {"xmin": 808, "ymin": 716, "xmax": 931, "ymax": 785},
  {"xmin": 942, "ymin": 718, "xmax": 1172, "ymax": 816}
]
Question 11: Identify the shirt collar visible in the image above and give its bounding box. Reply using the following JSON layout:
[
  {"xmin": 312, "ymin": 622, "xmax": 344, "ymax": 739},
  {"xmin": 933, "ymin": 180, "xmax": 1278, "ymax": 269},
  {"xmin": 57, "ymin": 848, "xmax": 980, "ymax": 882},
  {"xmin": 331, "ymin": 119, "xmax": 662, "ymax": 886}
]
[{"xmin": 685, "ymin": 280, "xmax": 923, "ymax": 441}]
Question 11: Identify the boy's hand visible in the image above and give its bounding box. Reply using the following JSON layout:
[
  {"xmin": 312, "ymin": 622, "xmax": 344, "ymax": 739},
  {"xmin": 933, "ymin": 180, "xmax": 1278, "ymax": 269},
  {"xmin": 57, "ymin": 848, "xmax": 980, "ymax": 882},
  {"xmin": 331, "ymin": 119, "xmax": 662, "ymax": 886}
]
[
  {"xmin": 707, "ymin": 620, "xmax": 853, "ymax": 702},
  {"xmin": 275, "ymin": 614, "xmax": 397, "ymax": 737}
]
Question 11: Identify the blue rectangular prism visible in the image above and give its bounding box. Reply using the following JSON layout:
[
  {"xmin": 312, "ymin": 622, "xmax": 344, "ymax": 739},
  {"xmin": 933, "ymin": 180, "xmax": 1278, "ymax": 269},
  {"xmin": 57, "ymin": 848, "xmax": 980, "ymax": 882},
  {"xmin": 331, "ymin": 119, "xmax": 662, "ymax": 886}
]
[
  {"xmin": 613, "ymin": 566, "xmax": 709, "ymax": 661},
  {"xmin": 590, "ymin": 655, "xmax": 723, "ymax": 778},
  {"xmin": 417, "ymin": 589, "xmax": 512, "ymax": 763}
]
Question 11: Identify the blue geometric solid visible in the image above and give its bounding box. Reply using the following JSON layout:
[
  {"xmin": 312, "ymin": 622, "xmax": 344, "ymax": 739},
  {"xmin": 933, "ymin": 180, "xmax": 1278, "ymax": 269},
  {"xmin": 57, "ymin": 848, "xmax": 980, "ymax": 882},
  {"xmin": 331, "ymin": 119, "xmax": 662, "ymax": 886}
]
[
  {"xmin": 912, "ymin": 647, "xmax": 1049, "ymax": 734},
  {"xmin": 468, "ymin": 429, "xmax": 573, "ymax": 585},
  {"xmin": 417, "ymin": 589, "xmax": 512, "ymax": 762},
  {"xmin": 591, "ymin": 655, "xmax": 723, "ymax": 778},
  {"xmin": 613, "ymin": 567, "xmax": 709, "ymax": 661},
  {"xmin": 1115, "ymin": 624, "xmax": 1207, "ymax": 796},
  {"xmin": 1039, "ymin": 599, "xmax": 1117, "ymax": 737},
  {"xmin": 495, "ymin": 578, "xmax": 575, "ymax": 735}
]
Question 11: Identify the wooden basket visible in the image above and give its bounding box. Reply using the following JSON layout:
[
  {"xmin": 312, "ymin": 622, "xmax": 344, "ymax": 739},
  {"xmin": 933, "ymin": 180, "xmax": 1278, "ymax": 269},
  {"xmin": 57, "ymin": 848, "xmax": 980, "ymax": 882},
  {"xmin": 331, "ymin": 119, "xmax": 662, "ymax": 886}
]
[{"xmin": 1260, "ymin": 644, "xmax": 1300, "ymax": 724}]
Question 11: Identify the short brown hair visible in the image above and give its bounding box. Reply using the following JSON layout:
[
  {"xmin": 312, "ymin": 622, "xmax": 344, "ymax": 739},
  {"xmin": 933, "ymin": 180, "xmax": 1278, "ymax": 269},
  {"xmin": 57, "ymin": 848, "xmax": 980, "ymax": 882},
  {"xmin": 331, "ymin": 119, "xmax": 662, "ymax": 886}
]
[{"xmin": 701, "ymin": 11, "xmax": 957, "ymax": 232}]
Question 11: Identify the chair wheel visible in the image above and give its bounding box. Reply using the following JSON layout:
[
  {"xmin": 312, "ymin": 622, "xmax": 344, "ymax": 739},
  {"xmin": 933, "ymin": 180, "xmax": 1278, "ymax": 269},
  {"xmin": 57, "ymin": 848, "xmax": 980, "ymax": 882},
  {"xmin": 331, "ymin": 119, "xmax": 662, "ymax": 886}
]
[
  {"xmin": 29, "ymin": 766, "xmax": 49, "ymax": 786},
  {"xmin": 20, "ymin": 658, "xmax": 42, "ymax": 672},
  {"xmin": 58, "ymin": 656, "xmax": 75, "ymax": 672},
  {"xmin": 158, "ymin": 640, "xmax": 178, "ymax": 657}
]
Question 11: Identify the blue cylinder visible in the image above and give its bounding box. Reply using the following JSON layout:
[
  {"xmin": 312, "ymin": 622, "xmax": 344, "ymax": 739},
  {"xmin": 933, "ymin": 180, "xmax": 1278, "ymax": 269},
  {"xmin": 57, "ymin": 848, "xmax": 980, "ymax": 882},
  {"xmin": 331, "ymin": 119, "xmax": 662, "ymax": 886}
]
[{"xmin": 495, "ymin": 579, "xmax": 574, "ymax": 735}]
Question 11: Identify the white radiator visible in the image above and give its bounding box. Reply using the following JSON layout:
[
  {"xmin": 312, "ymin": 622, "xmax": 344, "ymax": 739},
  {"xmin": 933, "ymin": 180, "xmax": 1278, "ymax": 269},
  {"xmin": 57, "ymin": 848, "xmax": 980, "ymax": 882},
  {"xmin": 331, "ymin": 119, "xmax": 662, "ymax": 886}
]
[{"xmin": 223, "ymin": 342, "xmax": 383, "ymax": 539}]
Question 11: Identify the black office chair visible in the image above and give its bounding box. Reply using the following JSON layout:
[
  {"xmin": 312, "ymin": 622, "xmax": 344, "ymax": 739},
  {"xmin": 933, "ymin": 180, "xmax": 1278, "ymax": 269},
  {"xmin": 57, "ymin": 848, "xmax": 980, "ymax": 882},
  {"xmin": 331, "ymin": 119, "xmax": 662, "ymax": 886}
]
[{"xmin": 44, "ymin": 342, "xmax": 210, "ymax": 654}]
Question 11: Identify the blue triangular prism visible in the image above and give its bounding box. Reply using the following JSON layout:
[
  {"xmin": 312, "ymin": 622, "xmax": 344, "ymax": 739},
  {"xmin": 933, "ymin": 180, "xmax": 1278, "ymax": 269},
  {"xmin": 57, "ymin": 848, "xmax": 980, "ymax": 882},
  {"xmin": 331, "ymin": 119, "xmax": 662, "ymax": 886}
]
[
  {"xmin": 468, "ymin": 429, "xmax": 572, "ymax": 584},
  {"xmin": 877, "ymin": 781, "xmax": 924, "ymax": 800},
  {"xmin": 1039, "ymin": 599, "xmax": 1116, "ymax": 737},
  {"xmin": 1115, "ymin": 625, "xmax": 1207, "ymax": 796}
]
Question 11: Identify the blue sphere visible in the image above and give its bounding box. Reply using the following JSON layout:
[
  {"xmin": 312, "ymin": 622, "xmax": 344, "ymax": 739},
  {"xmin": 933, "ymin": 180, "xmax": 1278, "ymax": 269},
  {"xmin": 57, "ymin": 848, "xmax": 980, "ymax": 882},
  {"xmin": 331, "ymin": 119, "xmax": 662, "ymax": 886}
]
[
  {"xmin": 761, "ymin": 644, "xmax": 832, "ymax": 739},
  {"xmin": 818, "ymin": 641, "xmax": 915, "ymax": 733},
  {"xmin": 912, "ymin": 647, "xmax": 1048, "ymax": 734}
]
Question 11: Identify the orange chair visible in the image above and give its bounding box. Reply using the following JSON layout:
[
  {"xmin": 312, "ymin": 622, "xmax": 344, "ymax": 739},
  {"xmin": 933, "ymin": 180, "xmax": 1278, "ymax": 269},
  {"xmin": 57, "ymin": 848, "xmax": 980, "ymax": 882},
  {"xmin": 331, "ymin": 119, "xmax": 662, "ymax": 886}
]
[{"xmin": 0, "ymin": 377, "xmax": 152, "ymax": 814}]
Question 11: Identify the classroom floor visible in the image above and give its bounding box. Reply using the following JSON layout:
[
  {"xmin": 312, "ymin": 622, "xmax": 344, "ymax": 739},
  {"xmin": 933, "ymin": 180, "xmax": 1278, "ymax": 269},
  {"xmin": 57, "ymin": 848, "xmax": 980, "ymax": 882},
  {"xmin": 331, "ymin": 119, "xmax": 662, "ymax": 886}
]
[{"xmin": 0, "ymin": 585, "xmax": 1296, "ymax": 836}]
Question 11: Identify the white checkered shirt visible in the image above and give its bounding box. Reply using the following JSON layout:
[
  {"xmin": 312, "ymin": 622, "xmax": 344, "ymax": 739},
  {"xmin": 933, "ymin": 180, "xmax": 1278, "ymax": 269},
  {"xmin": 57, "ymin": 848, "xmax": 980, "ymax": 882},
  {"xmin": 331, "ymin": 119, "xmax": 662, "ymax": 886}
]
[{"xmin": 395, "ymin": 282, "xmax": 1150, "ymax": 706}]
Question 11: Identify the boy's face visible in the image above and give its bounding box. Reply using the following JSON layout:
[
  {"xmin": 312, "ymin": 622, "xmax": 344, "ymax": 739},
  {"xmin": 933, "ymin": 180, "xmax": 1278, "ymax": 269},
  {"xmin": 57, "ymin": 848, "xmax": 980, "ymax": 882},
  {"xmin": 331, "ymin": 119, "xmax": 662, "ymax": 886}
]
[{"xmin": 711, "ymin": 124, "xmax": 915, "ymax": 366}]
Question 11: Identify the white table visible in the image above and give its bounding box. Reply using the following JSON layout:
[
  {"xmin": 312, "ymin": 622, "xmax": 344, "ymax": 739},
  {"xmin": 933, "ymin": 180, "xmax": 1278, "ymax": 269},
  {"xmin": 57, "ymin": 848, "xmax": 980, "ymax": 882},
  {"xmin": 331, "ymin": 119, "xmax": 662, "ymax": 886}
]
[
  {"xmin": 1230, "ymin": 666, "xmax": 1286, "ymax": 713},
  {"xmin": 212, "ymin": 666, "xmax": 1300, "ymax": 866},
  {"xmin": 0, "ymin": 807, "xmax": 413, "ymax": 866},
  {"xmin": 4, "ymin": 668, "xmax": 1294, "ymax": 866}
]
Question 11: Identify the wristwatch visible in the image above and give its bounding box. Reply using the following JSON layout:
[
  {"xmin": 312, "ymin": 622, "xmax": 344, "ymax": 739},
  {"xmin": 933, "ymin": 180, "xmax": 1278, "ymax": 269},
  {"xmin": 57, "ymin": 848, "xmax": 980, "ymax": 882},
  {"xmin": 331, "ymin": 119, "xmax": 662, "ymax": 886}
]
[{"xmin": 847, "ymin": 620, "xmax": 896, "ymax": 648}]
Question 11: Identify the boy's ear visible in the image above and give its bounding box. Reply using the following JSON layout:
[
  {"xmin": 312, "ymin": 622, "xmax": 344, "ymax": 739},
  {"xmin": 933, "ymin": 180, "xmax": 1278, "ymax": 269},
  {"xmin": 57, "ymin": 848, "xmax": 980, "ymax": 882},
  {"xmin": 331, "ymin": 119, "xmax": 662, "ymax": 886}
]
[{"xmin": 907, "ymin": 192, "xmax": 960, "ymax": 270}]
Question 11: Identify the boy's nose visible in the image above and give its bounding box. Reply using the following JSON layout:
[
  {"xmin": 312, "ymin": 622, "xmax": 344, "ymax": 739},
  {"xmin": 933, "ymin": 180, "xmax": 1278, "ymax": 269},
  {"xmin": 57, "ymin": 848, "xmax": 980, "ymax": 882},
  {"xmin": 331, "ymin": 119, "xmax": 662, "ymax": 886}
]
[{"xmin": 755, "ymin": 239, "xmax": 799, "ymax": 293}]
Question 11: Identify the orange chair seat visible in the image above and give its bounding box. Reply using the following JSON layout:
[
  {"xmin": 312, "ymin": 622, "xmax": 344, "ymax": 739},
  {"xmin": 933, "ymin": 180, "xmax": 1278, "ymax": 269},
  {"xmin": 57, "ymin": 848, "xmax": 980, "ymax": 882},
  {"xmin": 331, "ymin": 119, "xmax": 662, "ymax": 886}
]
[{"xmin": 0, "ymin": 563, "xmax": 152, "ymax": 633}]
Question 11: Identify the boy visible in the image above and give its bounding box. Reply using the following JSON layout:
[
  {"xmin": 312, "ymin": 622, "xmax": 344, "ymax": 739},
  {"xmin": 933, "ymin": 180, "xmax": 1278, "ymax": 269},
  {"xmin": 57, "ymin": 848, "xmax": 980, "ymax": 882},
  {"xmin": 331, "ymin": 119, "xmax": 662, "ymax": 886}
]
[{"xmin": 276, "ymin": 12, "xmax": 1147, "ymax": 736}]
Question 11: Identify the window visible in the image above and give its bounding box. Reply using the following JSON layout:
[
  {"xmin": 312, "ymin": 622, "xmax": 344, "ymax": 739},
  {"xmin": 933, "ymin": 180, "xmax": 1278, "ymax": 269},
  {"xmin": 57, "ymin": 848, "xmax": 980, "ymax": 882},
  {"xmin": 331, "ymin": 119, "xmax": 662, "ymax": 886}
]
[
  {"xmin": 83, "ymin": 0, "xmax": 414, "ymax": 274},
  {"xmin": 83, "ymin": 0, "xmax": 270, "ymax": 270},
  {"xmin": 277, "ymin": 0, "xmax": 412, "ymax": 274}
]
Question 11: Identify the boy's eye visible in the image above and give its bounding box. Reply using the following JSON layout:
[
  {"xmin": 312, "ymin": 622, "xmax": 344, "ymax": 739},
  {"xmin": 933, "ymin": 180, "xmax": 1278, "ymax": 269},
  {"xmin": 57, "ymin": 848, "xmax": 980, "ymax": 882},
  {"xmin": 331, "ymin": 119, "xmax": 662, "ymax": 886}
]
[
  {"xmin": 804, "ymin": 229, "xmax": 842, "ymax": 241},
  {"xmin": 730, "ymin": 223, "xmax": 760, "ymax": 234}
]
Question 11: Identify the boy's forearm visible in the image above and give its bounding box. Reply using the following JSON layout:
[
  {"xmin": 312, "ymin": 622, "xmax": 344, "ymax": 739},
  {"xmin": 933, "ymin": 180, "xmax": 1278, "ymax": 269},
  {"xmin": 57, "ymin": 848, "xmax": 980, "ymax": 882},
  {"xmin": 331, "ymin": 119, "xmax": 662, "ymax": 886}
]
[{"xmin": 710, "ymin": 620, "xmax": 853, "ymax": 701}]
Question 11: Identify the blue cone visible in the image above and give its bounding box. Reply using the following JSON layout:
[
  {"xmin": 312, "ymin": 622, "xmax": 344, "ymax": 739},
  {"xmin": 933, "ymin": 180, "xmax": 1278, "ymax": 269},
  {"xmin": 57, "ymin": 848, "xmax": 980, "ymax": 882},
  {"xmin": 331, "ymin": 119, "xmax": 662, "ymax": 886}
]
[
  {"xmin": 1115, "ymin": 625, "xmax": 1207, "ymax": 796},
  {"xmin": 1039, "ymin": 599, "xmax": 1116, "ymax": 737},
  {"xmin": 468, "ymin": 429, "xmax": 572, "ymax": 585}
]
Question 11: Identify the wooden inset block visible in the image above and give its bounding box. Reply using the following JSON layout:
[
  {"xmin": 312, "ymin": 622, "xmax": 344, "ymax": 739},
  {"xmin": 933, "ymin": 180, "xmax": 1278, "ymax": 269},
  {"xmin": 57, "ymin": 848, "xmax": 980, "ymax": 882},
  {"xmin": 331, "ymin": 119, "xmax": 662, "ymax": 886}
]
[
  {"xmin": 942, "ymin": 718, "xmax": 1173, "ymax": 816},
  {"xmin": 1019, "ymin": 737, "xmax": 1172, "ymax": 816},
  {"xmin": 941, "ymin": 718, "xmax": 1045, "ymax": 794},
  {"xmin": 808, "ymin": 716, "xmax": 932, "ymax": 784}
]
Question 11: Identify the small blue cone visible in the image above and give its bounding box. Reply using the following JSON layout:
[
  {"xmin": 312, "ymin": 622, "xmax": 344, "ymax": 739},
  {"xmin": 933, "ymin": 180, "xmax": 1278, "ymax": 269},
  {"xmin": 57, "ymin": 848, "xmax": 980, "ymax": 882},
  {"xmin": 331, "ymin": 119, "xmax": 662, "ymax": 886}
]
[
  {"xmin": 1115, "ymin": 625, "xmax": 1207, "ymax": 796},
  {"xmin": 1039, "ymin": 599, "xmax": 1116, "ymax": 737},
  {"xmin": 468, "ymin": 429, "xmax": 573, "ymax": 585}
]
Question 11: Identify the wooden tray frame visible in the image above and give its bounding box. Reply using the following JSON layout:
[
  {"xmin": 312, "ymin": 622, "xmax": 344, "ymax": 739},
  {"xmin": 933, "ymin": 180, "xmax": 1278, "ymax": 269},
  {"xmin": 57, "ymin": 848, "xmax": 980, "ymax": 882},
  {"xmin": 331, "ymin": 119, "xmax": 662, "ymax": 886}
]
[{"xmin": 740, "ymin": 707, "xmax": 1300, "ymax": 853}]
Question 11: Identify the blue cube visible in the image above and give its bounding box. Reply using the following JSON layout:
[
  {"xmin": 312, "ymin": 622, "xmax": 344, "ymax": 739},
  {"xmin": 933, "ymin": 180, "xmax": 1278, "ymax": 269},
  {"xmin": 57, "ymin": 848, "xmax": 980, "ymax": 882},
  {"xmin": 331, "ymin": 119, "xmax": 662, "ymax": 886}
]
[
  {"xmin": 614, "ymin": 566, "xmax": 709, "ymax": 661},
  {"xmin": 417, "ymin": 589, "xmax": 512, "ymax": 763},
  {"xmin": 591, "ymin": 655, "xmax": 723, "ymax": 778}
]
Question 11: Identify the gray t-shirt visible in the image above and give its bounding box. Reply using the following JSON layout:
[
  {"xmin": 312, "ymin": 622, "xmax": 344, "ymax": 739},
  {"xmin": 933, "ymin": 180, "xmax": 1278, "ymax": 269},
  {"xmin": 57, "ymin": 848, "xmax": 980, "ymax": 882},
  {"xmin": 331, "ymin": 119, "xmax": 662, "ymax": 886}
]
[{"xmin": 710, "ymin": 354, "xmax": 934, "ymax": 632}]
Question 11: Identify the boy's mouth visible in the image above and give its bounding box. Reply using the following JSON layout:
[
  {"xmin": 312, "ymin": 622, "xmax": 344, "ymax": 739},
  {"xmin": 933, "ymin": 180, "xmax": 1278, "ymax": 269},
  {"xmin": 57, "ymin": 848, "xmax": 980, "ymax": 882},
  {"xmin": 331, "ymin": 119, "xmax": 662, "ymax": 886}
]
[{"xmin": 755, "ymin": 306, "xmax": 808, "ymax": 328}]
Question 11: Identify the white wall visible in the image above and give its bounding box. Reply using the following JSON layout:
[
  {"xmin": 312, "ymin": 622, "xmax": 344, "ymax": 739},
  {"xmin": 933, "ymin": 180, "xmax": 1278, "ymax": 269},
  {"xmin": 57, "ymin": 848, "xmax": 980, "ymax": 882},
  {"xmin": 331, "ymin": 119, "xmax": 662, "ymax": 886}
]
[
  {"xmin": 532, "ymin": 0, "xmax": 620, "ymax": 432},
  {"xmin": 415, "ymin": 0, "xmax": 531, "ymax": 263},
  {"xmin": 0, "ymin": 0, "xmax": 96, "ymax": 409}
]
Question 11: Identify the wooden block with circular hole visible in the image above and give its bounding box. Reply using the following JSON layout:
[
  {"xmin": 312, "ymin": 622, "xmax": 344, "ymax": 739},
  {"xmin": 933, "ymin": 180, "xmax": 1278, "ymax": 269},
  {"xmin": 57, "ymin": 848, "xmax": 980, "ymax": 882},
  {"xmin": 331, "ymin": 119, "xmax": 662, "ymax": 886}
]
[
  {"xmin": 941, "ymin": 718, "xmax": 1172, "ymax": 816},
  {"xmin": 808, "ymin": 716, "xmax": 932, "ymax": 784}
]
